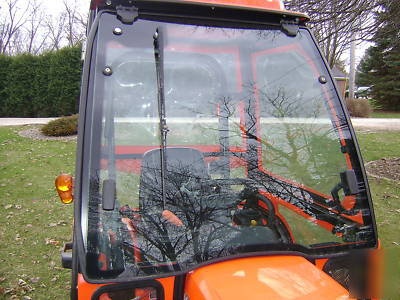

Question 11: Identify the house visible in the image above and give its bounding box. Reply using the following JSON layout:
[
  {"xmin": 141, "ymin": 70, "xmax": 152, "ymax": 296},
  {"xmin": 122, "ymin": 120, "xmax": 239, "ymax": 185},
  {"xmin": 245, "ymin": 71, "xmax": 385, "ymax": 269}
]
[{"xmin": 331, "ymin": 65, "xmax": 348, "ymax": 99}]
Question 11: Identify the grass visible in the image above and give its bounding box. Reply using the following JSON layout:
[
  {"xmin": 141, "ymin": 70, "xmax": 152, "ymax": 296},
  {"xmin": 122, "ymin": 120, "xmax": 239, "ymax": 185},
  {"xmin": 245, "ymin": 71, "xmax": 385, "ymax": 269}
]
[
  {"xmin": 0, "ymin": 126, "xmax": 75, "ymax": 299},
  {"xmin": 357, "ymin": 132, "xmax": 400, "ymax": 162},
  {"xmin": 0, "ymin": 126, "xmax": 399, "ymax": 299},
  {"xmin": 370, "ymin": 111, "xmax": 400, "ymax": 119},
  {"xmin": 357, "ymin": 132, "xmax": 400, "ymax": 299}
]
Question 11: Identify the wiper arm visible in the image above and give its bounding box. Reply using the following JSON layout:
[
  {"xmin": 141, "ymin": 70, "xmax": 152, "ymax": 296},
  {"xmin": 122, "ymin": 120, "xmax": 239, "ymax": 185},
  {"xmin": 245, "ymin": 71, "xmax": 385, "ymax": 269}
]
[
  {"xmin": 154, "ymin": 27, "xmax": 168, "ymax": 209},
  {"xmin": 102, "ymin": 84, "xmax": 117, "ymax": 211}
]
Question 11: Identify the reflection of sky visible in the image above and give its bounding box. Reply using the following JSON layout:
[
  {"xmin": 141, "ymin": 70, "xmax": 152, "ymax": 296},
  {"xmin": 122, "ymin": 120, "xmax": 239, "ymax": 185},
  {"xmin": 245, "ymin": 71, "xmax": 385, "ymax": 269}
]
[
  {"xmin": 258, "ymin": 267, "xmax": 317, "ymax": 299},
  {"xmin": 201, "ymin": 257, "xmax": 351, "ymax": 299}
]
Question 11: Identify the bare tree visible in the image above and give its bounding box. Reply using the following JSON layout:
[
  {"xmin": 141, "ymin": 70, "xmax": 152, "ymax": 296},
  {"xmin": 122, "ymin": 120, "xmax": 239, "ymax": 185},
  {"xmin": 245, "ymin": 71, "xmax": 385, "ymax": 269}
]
[
  {"xmin": 24, "ymin": 0, "xmax": 48, "ymax": 54},
  {"xmin": 63, "ymin": 0, "xmax": 87, "ymax": 47},
  {"xmin": 45, "ymin": 13, "xmax": 67, "ymax": 51},
  {"xmin": 0, "ymin": 0, "xmax": 88, "ymax": 55},
  {"xmin": 284, "ymin": 0, "xmax": 380, "ymax": 67},
  {"xmin": 0, "ymin": 0, "xmax": 30, "ymax": 54}
]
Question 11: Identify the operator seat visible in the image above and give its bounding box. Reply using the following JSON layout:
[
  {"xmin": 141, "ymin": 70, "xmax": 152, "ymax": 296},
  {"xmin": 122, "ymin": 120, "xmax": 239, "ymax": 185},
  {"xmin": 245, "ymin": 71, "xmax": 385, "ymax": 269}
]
[
  {"xmin": 139, "ymin": 147, "xmax": 209, "ymax": 210},
  {"xmin": 134, "ymin": 147, "xmax": 279, "ymax": 274},
  {"xmin": 135, "ymin": 147, "xmax": 219, "ymax": 272}
]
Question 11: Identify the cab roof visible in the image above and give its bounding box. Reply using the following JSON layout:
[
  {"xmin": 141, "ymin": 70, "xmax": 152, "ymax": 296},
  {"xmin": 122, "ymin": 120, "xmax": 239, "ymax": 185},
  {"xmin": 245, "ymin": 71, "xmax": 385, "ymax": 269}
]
[{"xmin": 90, "ymin": 0, "xmax": 309, "ymax": 23}]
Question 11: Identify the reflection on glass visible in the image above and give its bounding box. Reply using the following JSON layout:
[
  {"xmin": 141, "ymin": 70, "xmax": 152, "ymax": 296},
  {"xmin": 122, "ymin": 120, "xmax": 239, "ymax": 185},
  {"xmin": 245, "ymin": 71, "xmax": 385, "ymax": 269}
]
[
  {"xmin": 97, "ymin": 287, "xmax": 157, "ymax": 300},
  {"xmin": 83, "ymin": 14, "xmax": 376, "ymax": 280}
]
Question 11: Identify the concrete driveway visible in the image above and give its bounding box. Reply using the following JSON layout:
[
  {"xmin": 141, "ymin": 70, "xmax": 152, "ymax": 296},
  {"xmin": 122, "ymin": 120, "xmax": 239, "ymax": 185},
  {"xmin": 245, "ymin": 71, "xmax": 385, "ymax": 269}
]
[{"xmin": 351, "ymin": 118, "xmax": 400, "ymax": 131}]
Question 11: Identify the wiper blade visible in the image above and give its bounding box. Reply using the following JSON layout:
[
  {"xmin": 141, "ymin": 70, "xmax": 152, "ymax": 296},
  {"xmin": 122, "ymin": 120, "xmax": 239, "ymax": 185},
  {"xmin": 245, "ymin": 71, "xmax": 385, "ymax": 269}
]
[
  {"xmin": 153, "ymin": 27, "xmax": 168, "ymax": 209},
  {"xmin": 102, "ymin": 73, "xmax": 117, "ymax": 211}
]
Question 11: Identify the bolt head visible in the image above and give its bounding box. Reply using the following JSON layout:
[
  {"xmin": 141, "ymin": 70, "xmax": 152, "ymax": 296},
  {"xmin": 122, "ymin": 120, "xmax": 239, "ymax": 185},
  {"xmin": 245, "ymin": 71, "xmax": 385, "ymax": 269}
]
[
  {"xmin": 318, "ymin": 75, "xmax": 327, "ymax": 84},
  {"xmin": 103, "ymin": 67, "xmax": 113, "ymax": 76},
  {"xmin": 113, "ymin": 27, "xmax": 122, "ymax": 35}
]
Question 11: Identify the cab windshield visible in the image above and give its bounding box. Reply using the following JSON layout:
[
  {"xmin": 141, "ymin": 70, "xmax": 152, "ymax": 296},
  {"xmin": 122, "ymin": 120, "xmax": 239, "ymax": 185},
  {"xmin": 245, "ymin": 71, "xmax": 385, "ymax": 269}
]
[{"xmin": 82, "ymin": 12, "xmax": 376, "ymax": 280}]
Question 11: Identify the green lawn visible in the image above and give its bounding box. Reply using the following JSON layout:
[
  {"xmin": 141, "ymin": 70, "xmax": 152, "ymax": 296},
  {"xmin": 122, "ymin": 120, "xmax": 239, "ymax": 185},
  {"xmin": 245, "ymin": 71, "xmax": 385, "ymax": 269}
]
[
  {"xmin": 357, "ymin": 132, "xmax": 400, "ymax": 299},
  {"xmin": 0, "ymin": 126, "xmax": 399, "ymax": 299},
  {"xmin": 0, "ymin": 126, "xmax": 75, "ymax": 299},
  {"xmin": 370, "ymin": 111, "xmax": 400, "ymax": 119}
]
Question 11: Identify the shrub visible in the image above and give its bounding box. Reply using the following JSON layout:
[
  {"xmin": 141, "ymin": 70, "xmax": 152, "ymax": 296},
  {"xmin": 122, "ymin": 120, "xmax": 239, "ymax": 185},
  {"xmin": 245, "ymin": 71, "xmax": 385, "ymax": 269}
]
[
  {"xmin": 368, "ymin": 98, "xmax": 382, "ymax": 111},
  {"xmin": 345, "ymin": 98, "xmax": 372, "ymax": 117},
  {"xmin": 41, "ymin": 114, "xmax": 79, "ymax": 136}
]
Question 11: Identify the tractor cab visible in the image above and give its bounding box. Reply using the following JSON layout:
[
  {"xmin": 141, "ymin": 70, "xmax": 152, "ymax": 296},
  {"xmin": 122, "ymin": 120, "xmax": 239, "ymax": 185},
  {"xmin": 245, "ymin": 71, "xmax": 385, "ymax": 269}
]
[{"xmin": 58, "ymin": 0, "xmax": 381, "ymax": 299}]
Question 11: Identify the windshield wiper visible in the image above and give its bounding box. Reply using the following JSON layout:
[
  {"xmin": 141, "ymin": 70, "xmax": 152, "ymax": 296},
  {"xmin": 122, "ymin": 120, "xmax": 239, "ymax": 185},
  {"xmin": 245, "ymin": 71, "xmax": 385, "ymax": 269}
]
[
  {"xmin": 102, "ymin": 82, "xmax": 117, "ymax": 211},
  {"xmin": 154, "ymin": 27, "xmax": 169, "ymax": 209}
]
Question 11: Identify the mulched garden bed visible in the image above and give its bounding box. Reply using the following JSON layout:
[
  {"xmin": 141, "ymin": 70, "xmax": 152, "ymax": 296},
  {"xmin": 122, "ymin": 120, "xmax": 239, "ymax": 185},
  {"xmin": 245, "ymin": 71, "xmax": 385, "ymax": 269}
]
[
  {"xmin": 365, "ymin": 158, "xmax": 400, "ymax": 182},
  {"xmin": 18, "ymin": 126, "xmax": 77, "ymax": 141}
]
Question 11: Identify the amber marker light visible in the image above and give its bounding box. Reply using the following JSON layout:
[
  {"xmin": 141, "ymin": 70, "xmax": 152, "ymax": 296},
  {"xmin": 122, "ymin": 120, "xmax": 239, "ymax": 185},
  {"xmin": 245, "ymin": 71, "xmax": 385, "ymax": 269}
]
[{"xmin": 55, "ymin": 174, "xmax": 73, "ymax": 204}]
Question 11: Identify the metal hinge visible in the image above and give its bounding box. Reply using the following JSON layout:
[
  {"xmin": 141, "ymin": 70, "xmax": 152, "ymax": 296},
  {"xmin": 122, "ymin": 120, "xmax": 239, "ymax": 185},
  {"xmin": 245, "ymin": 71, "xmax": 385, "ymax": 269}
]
[
  {"xmin": 281, "ymin": 21, "xmax": 299, "ymax": 37},
  {"xmin": 61, "ymin": 242, "xmax": 73, "ymax": 269},
  {"xmin": 116, "ymin": 5, "xmax": 139, "ymax": 24}
]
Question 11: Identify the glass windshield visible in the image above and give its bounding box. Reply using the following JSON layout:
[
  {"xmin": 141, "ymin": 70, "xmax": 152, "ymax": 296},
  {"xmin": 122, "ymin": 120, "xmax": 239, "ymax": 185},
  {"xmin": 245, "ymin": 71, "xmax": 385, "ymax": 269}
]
[{"xmin": 82, "ymin": 12, "xmax": 376, "ymax": 280}]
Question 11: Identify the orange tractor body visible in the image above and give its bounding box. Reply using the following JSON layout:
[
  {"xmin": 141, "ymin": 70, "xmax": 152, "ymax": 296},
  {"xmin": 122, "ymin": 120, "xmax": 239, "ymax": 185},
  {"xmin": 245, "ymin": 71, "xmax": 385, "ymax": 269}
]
[{"xmin": 58, "ymin": 0, "xmax": 381, "ymax": 299}]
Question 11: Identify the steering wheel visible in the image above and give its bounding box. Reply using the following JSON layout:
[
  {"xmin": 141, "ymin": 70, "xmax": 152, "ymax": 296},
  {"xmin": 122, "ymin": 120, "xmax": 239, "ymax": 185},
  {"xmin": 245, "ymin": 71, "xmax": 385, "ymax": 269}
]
[
  {"xmin": 233, "ymin": 188, "xmax": 295, "ymax": 243},
  {"xmin": 234, "ymin": 188, "xmax": 277, "ymax": 226}
]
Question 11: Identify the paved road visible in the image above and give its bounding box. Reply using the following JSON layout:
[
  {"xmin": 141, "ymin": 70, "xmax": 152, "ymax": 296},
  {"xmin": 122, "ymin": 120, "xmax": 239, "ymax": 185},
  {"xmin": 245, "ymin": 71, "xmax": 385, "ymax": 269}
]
[
  {"xmin": 1, "ymin": 117, "xmax": 400, "ymax": 131},
  {"xmin": 0, "ymin": 118, "xmax": 57, "ymax": 126},
  {"xmin": 351, "ymin": 118, "xmax": 400, "ymax": 131}
]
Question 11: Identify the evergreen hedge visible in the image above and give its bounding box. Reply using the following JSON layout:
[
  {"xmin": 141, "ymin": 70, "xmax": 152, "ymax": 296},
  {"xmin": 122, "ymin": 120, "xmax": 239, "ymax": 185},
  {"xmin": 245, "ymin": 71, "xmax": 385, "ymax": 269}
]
[
  {"xmin": 0, "ymin": 55, "xmax": 12, "ymax": 116},
  {"xmin": 0, "ymin": 46, "xmax": 82, "ymax": 117}
]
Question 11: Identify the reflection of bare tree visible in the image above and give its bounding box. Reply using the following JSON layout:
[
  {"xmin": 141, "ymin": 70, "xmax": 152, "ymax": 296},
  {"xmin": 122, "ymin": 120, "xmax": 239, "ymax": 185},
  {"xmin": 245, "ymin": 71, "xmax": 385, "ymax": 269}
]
[
  {"xmin": 127, "ymin": 149, "xmax": 240, "ymax": 274},
  {"xmin": 185, "ymin": 76, "xmax": 346, "ymax": 192},
  {"xmin": 177, "ymin": 76, "xmax": 347, "ymax": 196},
  {"xmin": 86, "ymin": 86, "xmax": 368, "ymax": 278},
  {"xmin": 183, "ymin": 26, "xmax": 284, "ymax": 44},
  {"xmin": 236, "ymin": 81, "xmax": 347, "ymax": 194},
  {"xmin": 83, "ymin": 19, "xmax": 378, "ymax": 281}
]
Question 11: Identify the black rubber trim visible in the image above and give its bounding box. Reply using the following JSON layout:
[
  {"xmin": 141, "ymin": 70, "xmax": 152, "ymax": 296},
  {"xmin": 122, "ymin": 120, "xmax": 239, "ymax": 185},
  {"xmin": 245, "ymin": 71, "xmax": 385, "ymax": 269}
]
[
  {"xmin": 173, "ymin": 274, "xmax": 186, "ymax": 300},
  {"xmin": 323, "ymin": 253, "xmax": 370, "ymax": 299},
  {"xmin": 70, "ymin": 240, "xmax": 79, "ymax": 300},
  {"xmin": 73, "ymin": 9, "xmax": 103, "ymax": 291},
  {"xmin": 80, "ymin": 247, "xmax": 378, "ymax": 284},
  {"xmin": 91, "ymin": 279, "xmax": 164, "ymax": 300}
]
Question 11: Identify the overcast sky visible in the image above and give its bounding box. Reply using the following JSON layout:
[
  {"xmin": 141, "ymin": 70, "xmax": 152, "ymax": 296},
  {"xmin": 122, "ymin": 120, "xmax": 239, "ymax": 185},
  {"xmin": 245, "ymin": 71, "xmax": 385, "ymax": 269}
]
[{"xmin": 18, "ymin": 0, "xmax": 89, "ymax": 17}]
